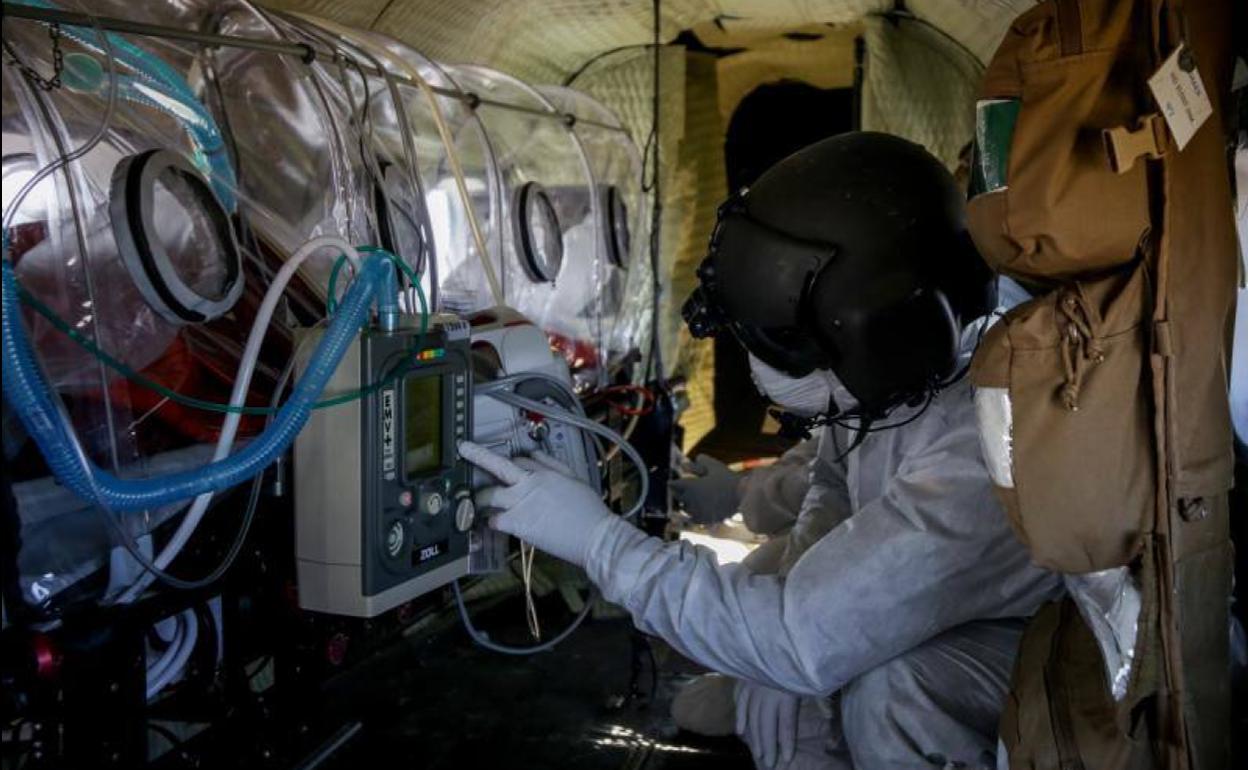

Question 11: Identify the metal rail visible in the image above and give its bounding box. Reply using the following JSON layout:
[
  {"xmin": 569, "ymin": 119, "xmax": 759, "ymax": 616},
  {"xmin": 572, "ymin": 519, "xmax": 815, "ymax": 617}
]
[{"xmin": 1, "ymin": 2, "xmax": 628, "ymax": 134}]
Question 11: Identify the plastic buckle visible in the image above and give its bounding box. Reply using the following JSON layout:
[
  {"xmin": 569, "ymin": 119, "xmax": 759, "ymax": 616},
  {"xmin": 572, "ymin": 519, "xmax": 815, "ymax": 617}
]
[{"xmin": 1102, "ymin": 114, "xmax": 1168, "ymax": 174}]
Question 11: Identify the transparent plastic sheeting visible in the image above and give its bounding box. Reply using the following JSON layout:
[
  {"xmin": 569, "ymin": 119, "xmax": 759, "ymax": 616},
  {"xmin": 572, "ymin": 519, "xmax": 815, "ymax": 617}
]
[
  {"xmin": 1, "ymin": 2, "xmax": 355, "ymax": 615},
  {"xmin": 537, "ymin": 85, "xmax": 653, "ymax": 384},
  {"xmin": 972, "ymin": 386, "xmax": 1014, "ymax": 489},
  {"xmin": 444, "ymin": 63, "xmax": 610, "ymax": 390},
  {"xmin": 2, "ymin": 0, "xmax": 647, "ymax": 613},
  {"xmin": 288, "ymin": 15, "xmax": 502, "ymax": 316},
  {"xmin": 1064, "ymin": 568, "xmax": 1142, "ymax": 701},
  {"xmin": 270, "ymin": 14, "xmax": 436, "ymax": 309}
]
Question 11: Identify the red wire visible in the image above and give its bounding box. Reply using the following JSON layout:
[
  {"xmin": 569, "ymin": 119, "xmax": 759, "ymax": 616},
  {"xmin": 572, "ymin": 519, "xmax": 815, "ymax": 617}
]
[{"xmin": 596, "ymin": 384, "xmax": 654, "ymax": 416}]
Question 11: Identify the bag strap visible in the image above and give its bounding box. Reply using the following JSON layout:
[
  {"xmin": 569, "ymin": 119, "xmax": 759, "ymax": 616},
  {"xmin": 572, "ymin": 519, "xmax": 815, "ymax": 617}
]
[
  {"xmin": 1145, "ymin": 1, "xmax": 1192, "ymax": 765},
  {"xmin": 1055, "ymin": 0, "xmax": 1084, "ymax": 56}
]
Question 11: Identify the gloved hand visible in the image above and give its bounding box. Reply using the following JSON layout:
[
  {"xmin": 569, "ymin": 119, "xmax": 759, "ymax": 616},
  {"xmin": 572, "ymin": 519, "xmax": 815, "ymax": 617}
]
[
  {"xmin": 458, "ymin": 441, "xmax": 613, "ymax": 568},
  {"xmin": 670, "ymin": 454, "xmax": 741, "ymax": 524},
  {"xmin": 734, "ymin": 679, "xmax": 800, "ymax": 769}
]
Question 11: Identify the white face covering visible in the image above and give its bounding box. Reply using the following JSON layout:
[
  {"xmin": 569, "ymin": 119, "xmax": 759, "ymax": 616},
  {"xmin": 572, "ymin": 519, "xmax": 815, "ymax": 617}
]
[{"xmin": 747, "ymin": 353, "xmax": 856, "ymax": 417}]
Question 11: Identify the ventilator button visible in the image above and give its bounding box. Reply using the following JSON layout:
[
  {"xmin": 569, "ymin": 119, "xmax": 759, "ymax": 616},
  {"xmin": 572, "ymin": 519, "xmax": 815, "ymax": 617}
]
[{"xmin": 425, "ymin": 492, "xmax": 444, "ymax": 516}]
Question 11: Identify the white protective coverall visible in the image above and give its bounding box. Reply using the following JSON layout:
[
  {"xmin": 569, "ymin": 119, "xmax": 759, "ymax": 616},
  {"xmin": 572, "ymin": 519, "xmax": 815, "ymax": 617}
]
[
  {"xmin": 669, "ymin": 435, "xmax": 823, "ymax": 736},
  {"xmin": 583, "ymin": 321, "xmax": 1064, "ymax": 769}
]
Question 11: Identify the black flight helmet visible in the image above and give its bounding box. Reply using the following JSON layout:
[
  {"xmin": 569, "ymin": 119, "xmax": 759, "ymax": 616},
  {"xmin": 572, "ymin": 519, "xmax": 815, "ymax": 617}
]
[{"xmin": 683, "ymin": 132, "xmax": 994, "ymax": 415}]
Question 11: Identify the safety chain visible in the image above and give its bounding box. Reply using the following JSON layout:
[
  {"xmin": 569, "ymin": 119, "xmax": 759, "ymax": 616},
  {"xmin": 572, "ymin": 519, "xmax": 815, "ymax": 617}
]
[{"xmin": 7, "ymin": 23, "xmax": 65, "ymax": 91}]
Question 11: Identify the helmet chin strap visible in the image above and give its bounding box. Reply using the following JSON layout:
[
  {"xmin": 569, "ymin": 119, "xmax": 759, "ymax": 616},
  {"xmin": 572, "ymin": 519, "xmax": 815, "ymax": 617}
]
[
  {"xmin": 768, "ymin": 376, "xmax": 952, "ymax": 459},
  {"xmin": 768, "ymin": 393, "xmax": 857, "ymax": 443}
]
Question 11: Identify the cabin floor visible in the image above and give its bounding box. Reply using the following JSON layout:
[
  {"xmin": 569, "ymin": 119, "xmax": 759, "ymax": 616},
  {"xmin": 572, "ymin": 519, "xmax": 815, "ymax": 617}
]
[
  {"xmin": 144, "ymin": 589, "xmax": 756, "ymax": 769},
  {"xmin": 320, "ymin": 607, "xmax": 754, "ymax": 770}
]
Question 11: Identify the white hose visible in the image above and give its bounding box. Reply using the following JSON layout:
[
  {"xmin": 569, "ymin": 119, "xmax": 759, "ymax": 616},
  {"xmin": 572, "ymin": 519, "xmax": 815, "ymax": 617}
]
[
  {"xmin": 144, "ymin": 612, "xmax": 185, "ymax": 688},
  {"xmin": 146, "ymin": 608, "xmax": 199, "ymax": 700},
  {"xmin": 118, "ymin": 236, "xmax": 361, "ymax": 602}
]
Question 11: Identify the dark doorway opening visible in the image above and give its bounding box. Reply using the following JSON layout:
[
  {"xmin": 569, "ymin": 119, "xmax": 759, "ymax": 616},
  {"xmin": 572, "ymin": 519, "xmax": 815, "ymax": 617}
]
[{"xmin": 691, "ymin": 80, "xmax": 854, "ymax": 463}]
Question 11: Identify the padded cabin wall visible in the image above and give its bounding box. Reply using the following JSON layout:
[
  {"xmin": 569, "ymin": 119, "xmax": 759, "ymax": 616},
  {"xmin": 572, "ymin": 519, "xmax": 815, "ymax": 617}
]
[
  {"xmin": 860, "ymin": 15, "xmax": 984, "ymax": 170},
  {"xmin": 263, "ymin": 1, "xmax": 1035, "ymax": 85},
  {"xmin": 668, "ymin": 53, "xmax": 726, "ymax": 451},
  {"xmin": 270, "ymin": 0, "xmax": 701, "ymax": 83},
  {"xmin": 714, "ymin": 24, "xmax": 860, "ymax": 128},
  {"xmin": 906, "ymin": 0, "xmax": 1037, "ymax": 64}
]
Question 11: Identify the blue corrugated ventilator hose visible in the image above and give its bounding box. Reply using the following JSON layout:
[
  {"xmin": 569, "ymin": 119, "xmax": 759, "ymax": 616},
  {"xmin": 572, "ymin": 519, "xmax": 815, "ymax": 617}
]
[
  {"xmin": 15, "ymin": 0, "xmax": 238, "ymax": 210},
  {"xmin": 1, "ymin": 251, "xmax": 397, "ymax": 512}
]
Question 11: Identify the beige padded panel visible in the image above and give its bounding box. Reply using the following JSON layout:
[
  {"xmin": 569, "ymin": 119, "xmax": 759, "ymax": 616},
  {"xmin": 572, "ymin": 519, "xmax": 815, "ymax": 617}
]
[
  {"xmin": 908, "ymin": 0, "xmax": 1037, "ymax": 63},
  {"xmin": 666, "ymin": 53, "xmax": 726, "ymax": 450},
  {"xmin": 715, "ymin": 24, "xmax": 860, "ymax": 123},
  {"xmin": 860, "ymin": 15, "xmax": 983, "ymax": 169},
  {"xmin": 265, "ymin": 2, "xmax": 1030, "ymax": 83}
]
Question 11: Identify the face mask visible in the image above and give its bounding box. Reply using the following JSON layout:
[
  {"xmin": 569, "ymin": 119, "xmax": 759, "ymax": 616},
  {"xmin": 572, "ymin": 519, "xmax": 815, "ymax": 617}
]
[{"xmin": 748, "ymin": 353, "xmax": 850, "ymax": 417}]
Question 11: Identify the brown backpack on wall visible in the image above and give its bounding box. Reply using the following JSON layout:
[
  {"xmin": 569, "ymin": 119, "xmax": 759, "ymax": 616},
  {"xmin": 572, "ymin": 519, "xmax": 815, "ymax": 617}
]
[
  {"xmin": 965, "ymin": 0, "xmax": 1238, "ymax": 768},
  {"xmin": 967, "ymin": 0, "xmax": 1157, "ymax": 574}
]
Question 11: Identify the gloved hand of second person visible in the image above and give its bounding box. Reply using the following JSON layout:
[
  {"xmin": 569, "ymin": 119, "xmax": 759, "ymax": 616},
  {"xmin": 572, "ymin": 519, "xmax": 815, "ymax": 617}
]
[
  {"xmin": 734, "ymin": 679, "xmax": 800, "ymax": 769},
  {"xmin": 457, "ymin": 441, "xmax": 613, "ymax": 568},
  {"xmin": 670, "ymin": 454, "xmax": 742, "ymax": 524}
]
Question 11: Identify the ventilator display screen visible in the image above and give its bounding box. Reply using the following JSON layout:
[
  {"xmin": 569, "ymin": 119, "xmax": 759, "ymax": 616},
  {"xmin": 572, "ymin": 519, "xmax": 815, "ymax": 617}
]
[{"xmin": 404, "ymin": 375, "xmax": 442, "ymax": 478}]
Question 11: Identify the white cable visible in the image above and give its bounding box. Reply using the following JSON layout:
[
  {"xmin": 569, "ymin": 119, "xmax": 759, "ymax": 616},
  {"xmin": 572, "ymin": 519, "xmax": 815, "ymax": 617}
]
[
  {"xmin": 146, "ymin": 608, "xmax": 199, "ymax": 700},
  {"xmin": 454, "ymin": 372, "xmax": 649, "ymax": 655},
  {"xmin": 520, "ymin": 541, "xmax": 540, "ymax": 640},
  {"xmin": 118, "ymin": 236, "xmax": 361, "ymax": 603},
  {"xmin": 482, "ymin": 388, "xmax": 649, "ymax": 521},
  {"xmin": 144, "ymin": 612, "xmax": 185, "ymax": 689}
]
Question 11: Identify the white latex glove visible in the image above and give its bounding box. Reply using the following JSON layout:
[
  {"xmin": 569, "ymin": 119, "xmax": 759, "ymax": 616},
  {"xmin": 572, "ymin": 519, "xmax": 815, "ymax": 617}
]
[
  {"xmin": 670, "ymin": 454, "xmax": 741, "ymax": 524},
  {"xmin": 734, "ymin": 679, "xmax": 800, "ymax": 769},
  {"xmin": 458, "ymin": 441, "xmax": 613, "ymax": 568}
]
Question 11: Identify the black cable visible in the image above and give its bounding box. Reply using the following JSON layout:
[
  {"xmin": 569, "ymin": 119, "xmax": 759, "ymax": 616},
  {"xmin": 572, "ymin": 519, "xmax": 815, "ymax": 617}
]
[
  {"xmin": 246, "ymin": 654, "xmax": 273, "ymax": 683},
  {"xmin": 96, "ymin": 430, "xmax": 267, "ymax": 594},
  {"xmin": 643, "ymin": 0, "xmax": 665, "ymax": 383},
  {"xmin": 562, "ymin": 43, "xmax": 661, "ymax": 87},
  {"xmin": 879, "ymin": 8, "xmax": 984, "ymax": 67},
  {"xmin": 101, "ymin": 331, "xmax": 309, "ymax": 595},
  {"xmin": 147, "ymin": 721, "xmax": 188, "ymax": 750}
]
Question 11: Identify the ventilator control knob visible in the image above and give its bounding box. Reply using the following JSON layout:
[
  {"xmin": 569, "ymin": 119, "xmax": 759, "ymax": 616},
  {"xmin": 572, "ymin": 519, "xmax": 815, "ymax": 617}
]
[
  {"xmin": 454, "ymin": 493, "xmax": 475, "ymax": 533},
  {"xmin": 385, "ymin": 520, "xmax": 405, "ymax": 558}
]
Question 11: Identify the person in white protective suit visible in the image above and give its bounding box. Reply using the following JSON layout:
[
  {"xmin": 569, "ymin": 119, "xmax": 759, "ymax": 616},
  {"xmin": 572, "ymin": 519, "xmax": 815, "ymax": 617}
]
[
  {"xmin": 667, "ymin": 434, "xmax": 822, "ymax": 736},
  {"xmin": 459, "ymin": 133, "xmax": 1064, "ymax": 769}
]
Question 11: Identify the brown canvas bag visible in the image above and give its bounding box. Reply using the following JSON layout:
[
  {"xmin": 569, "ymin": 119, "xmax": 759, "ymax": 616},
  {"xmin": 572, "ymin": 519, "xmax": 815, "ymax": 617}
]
[
  {"xmin": 966, "ymin": 0, "xmax": 1238, "ymax": 768},
  {"xmin": 970, "ymin": 259, "xmax": 1153, "ymax": 572},
  {"xmin": 966, "ymin": 0, "xmax": 1158, "ymax": 573}
]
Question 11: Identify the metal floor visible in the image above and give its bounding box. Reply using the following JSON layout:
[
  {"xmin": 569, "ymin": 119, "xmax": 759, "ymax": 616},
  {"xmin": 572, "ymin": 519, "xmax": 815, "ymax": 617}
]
[{"xmin": 315, "ymin": 596, "xmax": 756, "ymax": 770}]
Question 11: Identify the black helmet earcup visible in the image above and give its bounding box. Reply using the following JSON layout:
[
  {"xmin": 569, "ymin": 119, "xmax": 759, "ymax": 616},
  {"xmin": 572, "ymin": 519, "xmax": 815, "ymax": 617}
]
[{"xmin": 811, "ymin": 281, "xmax": 959, "ymax": 412}]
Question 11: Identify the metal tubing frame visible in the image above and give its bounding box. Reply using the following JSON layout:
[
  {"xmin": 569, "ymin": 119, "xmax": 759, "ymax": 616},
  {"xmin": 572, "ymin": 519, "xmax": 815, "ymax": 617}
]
[{"xmin": 2, "ymin": 2, "xmax": 627, "ymax": 133}]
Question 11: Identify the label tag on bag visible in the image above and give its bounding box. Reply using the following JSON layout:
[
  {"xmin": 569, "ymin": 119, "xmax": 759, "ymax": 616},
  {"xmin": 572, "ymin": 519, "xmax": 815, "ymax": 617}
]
[{"xmin": 1148, "ymin": 44, "xmax": 1212, "ymax": 151}]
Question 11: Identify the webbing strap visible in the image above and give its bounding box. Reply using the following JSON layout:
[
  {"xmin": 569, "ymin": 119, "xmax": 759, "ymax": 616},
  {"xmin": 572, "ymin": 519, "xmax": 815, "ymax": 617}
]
[{"xmin": 1056, "ymin": 0, "xmax": 1084, "ymax": 56}]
